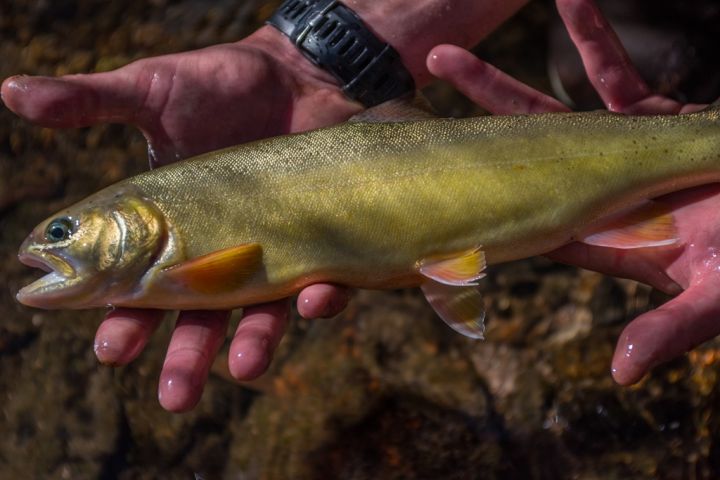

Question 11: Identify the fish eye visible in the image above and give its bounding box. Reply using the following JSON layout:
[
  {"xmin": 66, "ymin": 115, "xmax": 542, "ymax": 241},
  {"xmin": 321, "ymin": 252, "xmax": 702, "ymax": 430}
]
[{"xmin": 45, "ymin": 218, "xmax": 74, "ymax": 242}]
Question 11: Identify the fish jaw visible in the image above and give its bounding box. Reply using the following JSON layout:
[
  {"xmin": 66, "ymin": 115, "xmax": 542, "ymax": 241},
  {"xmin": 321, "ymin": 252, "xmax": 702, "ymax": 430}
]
[{"xmin": 16, "ymin": 242, "xmax": 85, "ymax": 309}]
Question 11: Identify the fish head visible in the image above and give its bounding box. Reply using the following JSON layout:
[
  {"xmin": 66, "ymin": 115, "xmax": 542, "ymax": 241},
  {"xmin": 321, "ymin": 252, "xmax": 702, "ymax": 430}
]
[{"xmin": 17, "ymin": 191, "xmax": 165, "ymax": 309}]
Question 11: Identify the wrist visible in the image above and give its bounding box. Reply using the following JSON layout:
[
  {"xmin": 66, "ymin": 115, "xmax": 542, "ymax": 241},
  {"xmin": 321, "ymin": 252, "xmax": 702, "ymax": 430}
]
[
  {"xmin": 238, "ymin": 25, "xmax": 364, "ymax": 131},
  {"xmin": 342, "ymin": 0, "xmax": 529, "ymax": 86},
  {"xmin": 241, "ymin": 25, "xmax": 344, "ymax": 91},
  {"xmin": 244, "ymin": 0, "xmax": 529, "ymax": 106},
  {"xmin": 265, "ymin": 1, "xmax": 415, "ymax": 107}
]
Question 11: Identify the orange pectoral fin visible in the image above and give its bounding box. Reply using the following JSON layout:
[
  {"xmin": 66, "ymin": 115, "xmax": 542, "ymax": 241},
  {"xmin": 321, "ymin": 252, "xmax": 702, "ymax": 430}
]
[
  {"xmin": 581, "ymin": 201, "xmax": 679, "ymax": 249},
  {"xmin": 161, "ymin": 243, "xmax": 262, "ymax": 294}
]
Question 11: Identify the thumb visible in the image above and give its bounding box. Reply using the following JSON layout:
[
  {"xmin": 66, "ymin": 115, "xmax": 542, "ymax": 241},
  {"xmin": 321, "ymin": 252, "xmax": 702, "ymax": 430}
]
[
  {"xmin": 2, "ymin": 63, "xmax": 182, "ymax": 167},
  {"xmin": 1, "ymin": 66, "xmax": 147, "ymax": 128},
  {"xmin": 611, "ymin": 280, "xmax": 720, "ymax": 385}
]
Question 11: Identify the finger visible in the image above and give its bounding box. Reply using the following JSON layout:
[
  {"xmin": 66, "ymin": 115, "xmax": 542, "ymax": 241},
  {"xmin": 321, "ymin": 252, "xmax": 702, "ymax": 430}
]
[
  {"xmin": 555, "ymin": 0, "xmax": 675, "ymax": 113},
  {"xmin": 1, "ymin": 62, "xmax": 153, "ymax": 128},
  {"xmin": 1, "ymin": 67, "xmax": 183, "ymax": 167},
  {"xmin": 94, "ymin": 308, "xmax": 164, "ymax": 366},
  {"xmin": 611, "ymin": 281, "xmax": 720, "ymax": 385},
  {"xmin": 427, "ymin": 44, "xmax": 569, "ymax": 115},
  {"xmin": 546, "ymin": 243, "xmax": 683, "ymax": 296},
  {"xmin": 296, "ymin": 283, "xmax": 350, "ymax": 319},
  {"xmin": 158, "ymin": 310, "xmax": 230, "ymax": 412},
  {"xmin": 228, "ymin": 299, "xmax": 290, "ymax": 381}
]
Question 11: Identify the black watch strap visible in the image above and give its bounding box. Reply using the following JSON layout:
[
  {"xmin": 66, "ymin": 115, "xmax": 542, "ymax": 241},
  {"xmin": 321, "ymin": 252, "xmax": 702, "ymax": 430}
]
[{"xmin": 266, "ymin": 0, "xmax": 415, "ymax": 107}]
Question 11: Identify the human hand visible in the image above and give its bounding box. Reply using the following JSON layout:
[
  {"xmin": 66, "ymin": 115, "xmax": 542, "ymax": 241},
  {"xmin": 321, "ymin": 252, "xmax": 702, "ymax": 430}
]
[
  {"xmin": 2, "ymin": 26, "xmax": 354, "ymax": 411},
  {"xmin": 427, "ymin": 0, "xmax": 720, "ymax": 385}
]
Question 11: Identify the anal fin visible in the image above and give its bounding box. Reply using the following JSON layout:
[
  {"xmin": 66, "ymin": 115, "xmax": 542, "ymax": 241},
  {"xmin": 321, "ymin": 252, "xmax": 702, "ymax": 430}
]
[
  {"xmin": 421, "ymin": 281, "xmax": 486, "ymax": 339},
  {"xmin": 581, "ymin": 200, "xmax": 679, "ymax": 249},
  {"xmin": 161, "ymin": 243, "xmax": 262, "ymax": 294}
]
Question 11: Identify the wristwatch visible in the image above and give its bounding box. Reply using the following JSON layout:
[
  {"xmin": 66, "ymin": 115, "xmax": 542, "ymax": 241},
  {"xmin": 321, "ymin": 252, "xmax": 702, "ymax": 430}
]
[{"xmin": 266, "ymin": 0, "xmax": 416, "ymax": 107}]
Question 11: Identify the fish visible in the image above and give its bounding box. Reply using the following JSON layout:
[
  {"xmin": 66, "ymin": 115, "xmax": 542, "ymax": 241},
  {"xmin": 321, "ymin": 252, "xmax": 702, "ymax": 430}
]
[{"xmin": 16, "ymin": 103, "xmax": 720, "ymax": 338}]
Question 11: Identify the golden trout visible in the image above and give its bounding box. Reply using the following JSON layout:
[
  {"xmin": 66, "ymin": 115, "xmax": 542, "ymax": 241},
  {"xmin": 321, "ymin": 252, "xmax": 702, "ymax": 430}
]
[{"xmin": 17, "ymin": 105, "xmax": 720, "ymax": 338}]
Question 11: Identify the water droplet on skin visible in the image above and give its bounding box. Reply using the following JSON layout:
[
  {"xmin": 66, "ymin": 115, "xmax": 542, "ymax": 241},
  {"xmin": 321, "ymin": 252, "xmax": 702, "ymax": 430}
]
[
  {"xmin": 160, "ymin": 377, "xmax": 177, "ymax": 401},
  {"xmin": 695, "ymin": 247, "xmax": 720, "ymax": 284},
  {"xmin": 93, "ymin": 340, "xmax": 110, "ymax": 354},
  {"xmin": 624, "ymin": 343, "xmax": 634, "ymax": 358},
  {"xmin": 7, "ymin": 77, "xmax": 29, "ymax": 92}
]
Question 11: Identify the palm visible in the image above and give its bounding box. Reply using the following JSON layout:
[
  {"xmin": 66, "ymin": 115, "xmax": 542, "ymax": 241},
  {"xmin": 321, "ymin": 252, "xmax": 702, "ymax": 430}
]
[
  {"xmin": 130, "ymin": 44, "xmax": 359, "ymax": 165},
  {"xmin": 130, "ymin": 44, "xmax": 298, "ymax": 164},
  {"xmin": 662, "ymin": 187, "xmax": 720, "ymax": 290}
]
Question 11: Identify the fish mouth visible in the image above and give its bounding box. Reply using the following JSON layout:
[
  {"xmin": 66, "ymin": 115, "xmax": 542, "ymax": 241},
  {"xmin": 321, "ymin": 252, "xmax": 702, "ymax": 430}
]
[{"xmin": 17, "ymin": 251, "xmax": 79, "ymax": 308}]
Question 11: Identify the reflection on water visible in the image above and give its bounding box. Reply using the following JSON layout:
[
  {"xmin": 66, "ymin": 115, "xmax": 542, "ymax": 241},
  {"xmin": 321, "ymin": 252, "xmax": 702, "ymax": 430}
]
[{"xmin": 0, "ymin": 0, "xmax": 719, "ymax": 478}]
